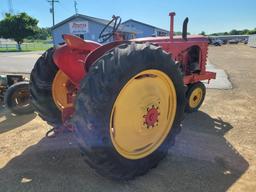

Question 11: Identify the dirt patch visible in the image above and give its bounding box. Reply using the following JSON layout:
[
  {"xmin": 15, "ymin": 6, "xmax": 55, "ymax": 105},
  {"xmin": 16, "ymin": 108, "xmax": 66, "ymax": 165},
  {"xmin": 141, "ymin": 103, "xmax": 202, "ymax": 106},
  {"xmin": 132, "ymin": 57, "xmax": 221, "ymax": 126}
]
[{"xmin": 0, "ymin": 44, "xmax": 255, "ymax": 191}]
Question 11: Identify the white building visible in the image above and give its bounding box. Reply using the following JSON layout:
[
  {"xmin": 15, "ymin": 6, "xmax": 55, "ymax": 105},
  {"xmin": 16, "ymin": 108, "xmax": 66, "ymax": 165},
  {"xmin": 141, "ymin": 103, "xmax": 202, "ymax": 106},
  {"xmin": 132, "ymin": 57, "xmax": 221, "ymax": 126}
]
[{"xmin": 248, "ymin": 35, "xmax": 256, "ymax": 48}]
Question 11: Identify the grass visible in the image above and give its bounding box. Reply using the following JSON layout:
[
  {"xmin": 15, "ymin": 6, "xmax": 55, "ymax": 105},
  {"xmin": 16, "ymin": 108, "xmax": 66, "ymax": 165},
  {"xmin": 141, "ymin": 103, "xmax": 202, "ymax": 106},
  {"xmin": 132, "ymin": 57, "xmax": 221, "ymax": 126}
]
[{"xmin": 0, "ymin": 41, "xmax": 53, "ymax": 52}]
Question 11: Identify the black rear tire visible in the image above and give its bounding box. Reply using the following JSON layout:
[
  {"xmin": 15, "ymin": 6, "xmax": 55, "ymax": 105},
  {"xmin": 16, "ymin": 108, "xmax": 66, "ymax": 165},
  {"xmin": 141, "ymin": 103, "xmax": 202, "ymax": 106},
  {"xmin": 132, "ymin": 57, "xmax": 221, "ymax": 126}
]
[
  {"xmin": 4, "ymin": 81, "xmax": 34, "ymax": 115},
  {"xmin": 30, "ymin": 48, "xmax": 62, "ymax": 126},
  {"xmin": 73, "ymin": 42, "xmax": 185, "ymax": 180}
]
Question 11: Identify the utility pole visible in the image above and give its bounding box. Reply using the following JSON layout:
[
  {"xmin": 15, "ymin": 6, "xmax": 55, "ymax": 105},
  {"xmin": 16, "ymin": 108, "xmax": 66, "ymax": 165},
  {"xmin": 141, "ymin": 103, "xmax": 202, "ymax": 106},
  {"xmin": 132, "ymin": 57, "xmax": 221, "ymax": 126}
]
[
  {"xmin": 48, "ymin": 0, "xmax": 59, "ymax": 26},
  {"xmin": 74, "ymin": 0, "xmax": 78, "ymax": 15},
  {"xmin": 8, "ymin": 0, "xmax": 14, "ymax": 14}
]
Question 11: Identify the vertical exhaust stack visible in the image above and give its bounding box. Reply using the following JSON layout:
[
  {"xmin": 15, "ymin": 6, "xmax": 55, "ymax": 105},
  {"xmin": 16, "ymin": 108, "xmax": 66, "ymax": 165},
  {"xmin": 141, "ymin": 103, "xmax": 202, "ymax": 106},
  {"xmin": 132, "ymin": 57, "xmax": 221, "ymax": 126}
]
[
  {"xmin": 169, "ymin": 12, "xmax": 176, "ymax": 41},
  {"xmin": 182, "ymin": 17, "xmax": 189, "ymax": 41}
]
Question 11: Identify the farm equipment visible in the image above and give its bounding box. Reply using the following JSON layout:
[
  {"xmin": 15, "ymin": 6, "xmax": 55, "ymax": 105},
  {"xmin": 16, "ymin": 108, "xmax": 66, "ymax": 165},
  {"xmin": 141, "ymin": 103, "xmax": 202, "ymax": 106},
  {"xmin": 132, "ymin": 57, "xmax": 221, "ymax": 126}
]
[
  {"xmin": 0, "ymin": 74, "xmax": 34, "ymax": 115},
  {"xmin": 30, "ymin": 12, "xmax": 216, "ymax": 179}
]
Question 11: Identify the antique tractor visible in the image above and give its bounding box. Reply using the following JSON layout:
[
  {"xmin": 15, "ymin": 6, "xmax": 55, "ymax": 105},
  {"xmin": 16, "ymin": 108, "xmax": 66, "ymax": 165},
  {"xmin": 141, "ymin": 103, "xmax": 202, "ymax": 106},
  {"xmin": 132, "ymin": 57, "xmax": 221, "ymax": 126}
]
[
  {"xmin": 0, "ymin": 74, "xmax": 34, "ymax": 115},
  {"xmin": 30, "ymin": 12, "xmax": 215, "ymax": 179}
]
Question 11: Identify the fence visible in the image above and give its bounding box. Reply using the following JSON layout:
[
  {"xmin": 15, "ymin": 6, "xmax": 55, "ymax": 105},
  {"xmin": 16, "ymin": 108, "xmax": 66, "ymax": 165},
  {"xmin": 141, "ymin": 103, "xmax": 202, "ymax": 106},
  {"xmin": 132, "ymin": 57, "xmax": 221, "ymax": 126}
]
[{"xmin": 0, "ymin": 43, "xmax": 52, "ymax": 52}]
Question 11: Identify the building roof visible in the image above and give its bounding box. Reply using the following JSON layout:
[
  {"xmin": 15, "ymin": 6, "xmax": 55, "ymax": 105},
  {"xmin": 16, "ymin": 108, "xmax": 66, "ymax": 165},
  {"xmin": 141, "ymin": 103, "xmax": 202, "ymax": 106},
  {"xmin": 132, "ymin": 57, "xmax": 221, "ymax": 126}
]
[
  {"xmin": 122, "ymin": 19, "xmax": 169, "ymax": 33},
  {"xmin": 51, "ymin": 14, "xmax": 141, "ymax": 34},
  {"xmin": 51, "ymin": 14, "xmax": 112, "ymax": 30}
]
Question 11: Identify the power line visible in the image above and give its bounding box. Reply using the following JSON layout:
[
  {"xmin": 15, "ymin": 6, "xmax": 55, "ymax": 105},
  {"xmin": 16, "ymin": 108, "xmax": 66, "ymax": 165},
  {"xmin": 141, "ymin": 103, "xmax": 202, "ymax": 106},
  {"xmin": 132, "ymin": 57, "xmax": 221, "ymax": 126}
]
[{"xmin": 48, "ymin": 0, "xmax": 59, "ymax": 26}]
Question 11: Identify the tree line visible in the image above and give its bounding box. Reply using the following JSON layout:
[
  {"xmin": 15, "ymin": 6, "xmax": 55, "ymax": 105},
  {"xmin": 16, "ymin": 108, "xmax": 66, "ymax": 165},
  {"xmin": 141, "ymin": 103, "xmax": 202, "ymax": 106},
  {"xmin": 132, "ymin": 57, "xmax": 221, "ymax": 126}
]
[{"xmin": 200, "ymin": 28, "xmax": 256, "ymax": 36}]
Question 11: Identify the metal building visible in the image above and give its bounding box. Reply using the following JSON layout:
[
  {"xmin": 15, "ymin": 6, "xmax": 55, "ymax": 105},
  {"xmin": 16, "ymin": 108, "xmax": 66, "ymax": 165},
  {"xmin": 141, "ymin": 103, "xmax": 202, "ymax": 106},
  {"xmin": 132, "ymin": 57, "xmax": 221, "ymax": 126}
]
[
  {"xmin": 248, "ymin": 34, "xmax": 256, "ymax": 48},
  {"xmin": 51, "ymin": 14, "xmax": 169, "ymax": 45},
  {"xmin": 51, "ymin": 14, "xmax": 124, "ymax": 45},
  {"xmin": 122, "ymin": 19, "xmax": 169, "ymax": 38}
]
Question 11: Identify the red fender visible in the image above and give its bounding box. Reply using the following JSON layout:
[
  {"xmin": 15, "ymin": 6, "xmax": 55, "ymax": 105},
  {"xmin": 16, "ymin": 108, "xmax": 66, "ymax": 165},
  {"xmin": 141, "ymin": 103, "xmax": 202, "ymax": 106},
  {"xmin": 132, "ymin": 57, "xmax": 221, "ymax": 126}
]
[{"xmin": 53, "ymin": 34, "xmax": 101, "ymax": 85}]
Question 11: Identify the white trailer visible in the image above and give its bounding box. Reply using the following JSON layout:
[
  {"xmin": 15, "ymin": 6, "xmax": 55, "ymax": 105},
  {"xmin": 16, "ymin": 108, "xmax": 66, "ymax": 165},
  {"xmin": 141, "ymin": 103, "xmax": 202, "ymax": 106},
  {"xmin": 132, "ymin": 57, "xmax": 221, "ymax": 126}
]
[{"xmin": 248, "ymin": 35, "xmax": 256, "ymax": 48}]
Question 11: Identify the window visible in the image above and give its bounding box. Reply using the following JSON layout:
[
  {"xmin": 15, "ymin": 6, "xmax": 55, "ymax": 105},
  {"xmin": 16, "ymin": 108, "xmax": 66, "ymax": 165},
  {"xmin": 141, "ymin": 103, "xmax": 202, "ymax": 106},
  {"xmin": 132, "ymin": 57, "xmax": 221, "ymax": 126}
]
[
  {"xmin": 157, "ymin": 31, "xmax": 168, "ymax": 37},
  {"xmin": 75, "ymin": 34, "xmax": 84, "ymax": 39}
]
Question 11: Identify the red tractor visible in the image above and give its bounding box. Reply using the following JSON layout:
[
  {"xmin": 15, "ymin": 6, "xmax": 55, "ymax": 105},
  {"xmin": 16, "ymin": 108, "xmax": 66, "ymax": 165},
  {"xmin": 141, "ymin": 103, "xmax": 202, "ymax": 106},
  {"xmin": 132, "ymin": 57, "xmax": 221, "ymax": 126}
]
[{"xmin": 30, "ymin": 12, "xmax": 215, "ymax": 180}]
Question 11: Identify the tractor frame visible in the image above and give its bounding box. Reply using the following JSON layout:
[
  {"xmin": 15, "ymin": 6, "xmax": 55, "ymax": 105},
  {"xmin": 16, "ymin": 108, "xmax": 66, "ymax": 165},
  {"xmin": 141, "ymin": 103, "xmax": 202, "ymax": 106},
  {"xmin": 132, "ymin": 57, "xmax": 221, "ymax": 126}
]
[{"xmin": 51, "ymin": 12, "xmax": 216, "ymax": 123}]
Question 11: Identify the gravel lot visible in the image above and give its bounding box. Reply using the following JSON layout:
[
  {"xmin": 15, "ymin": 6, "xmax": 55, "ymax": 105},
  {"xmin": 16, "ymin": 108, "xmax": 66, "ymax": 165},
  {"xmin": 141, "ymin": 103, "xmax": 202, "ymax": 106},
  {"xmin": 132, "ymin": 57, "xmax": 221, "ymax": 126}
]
[{"xmin": 0, "ymin": 44, "xmax": 255, "ymax": 192}]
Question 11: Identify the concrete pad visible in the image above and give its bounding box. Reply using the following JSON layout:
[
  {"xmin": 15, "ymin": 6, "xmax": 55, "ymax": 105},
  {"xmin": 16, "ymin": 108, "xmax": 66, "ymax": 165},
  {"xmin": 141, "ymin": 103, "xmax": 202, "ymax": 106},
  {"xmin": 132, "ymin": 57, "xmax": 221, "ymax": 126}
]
[
  {"xmin": 0, "ymin": 51, "xmax": 43, "ymax": 74},
  {"xmin": 203, "ymin": 63, "xmax": 232, "ymax": 90}
]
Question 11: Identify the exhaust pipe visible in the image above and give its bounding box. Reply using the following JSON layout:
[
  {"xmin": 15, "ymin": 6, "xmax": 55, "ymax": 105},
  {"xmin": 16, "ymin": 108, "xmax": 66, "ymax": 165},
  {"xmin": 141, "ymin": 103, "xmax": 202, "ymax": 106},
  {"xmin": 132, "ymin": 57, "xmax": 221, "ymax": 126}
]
[{"xmin": 182, "ymin": 17, "xmax": 189, "ymax": 41}]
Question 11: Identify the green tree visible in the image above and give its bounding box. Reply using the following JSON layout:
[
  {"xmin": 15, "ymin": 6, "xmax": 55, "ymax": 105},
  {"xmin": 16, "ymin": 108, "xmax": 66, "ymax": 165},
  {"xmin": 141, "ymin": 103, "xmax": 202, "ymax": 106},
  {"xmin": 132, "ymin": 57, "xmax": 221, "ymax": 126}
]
[
  {"xmin": 0, "ymin": 12, "xmax": 39, "ymax": 51},
  {"xmin": 199, "ymin": 31, "xmax": 206, "ymax": 36},
  {"xmin": 27, "ymin": 27, "xmax": 51, "ymax": 40},
  {"xmin": 248, "ymin": 28, "xmax": 256, "ymax": 35},
  {"xmin": 174, "ymin": 31, "xmax": 191, "ymax": 35},
  {"xmin": 230, "ymin": 29, "xmax": 239, "ymax": 35}
]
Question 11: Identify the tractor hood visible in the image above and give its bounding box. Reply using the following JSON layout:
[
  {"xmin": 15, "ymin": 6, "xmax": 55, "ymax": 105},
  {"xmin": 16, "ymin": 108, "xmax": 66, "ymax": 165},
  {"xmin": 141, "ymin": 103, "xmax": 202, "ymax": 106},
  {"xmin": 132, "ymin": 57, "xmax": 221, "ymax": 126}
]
[{"xmin": 131, "ymin": 35, "xmax": 208, "ymax": 43}]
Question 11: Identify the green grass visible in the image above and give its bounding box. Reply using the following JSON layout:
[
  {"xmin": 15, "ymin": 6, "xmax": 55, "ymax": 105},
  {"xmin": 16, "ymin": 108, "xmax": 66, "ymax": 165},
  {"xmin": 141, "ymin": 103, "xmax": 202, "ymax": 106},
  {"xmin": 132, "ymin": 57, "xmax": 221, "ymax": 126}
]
[{"xmin": 0, "ymin": 41, "xmax": 53, "ymax": 52}]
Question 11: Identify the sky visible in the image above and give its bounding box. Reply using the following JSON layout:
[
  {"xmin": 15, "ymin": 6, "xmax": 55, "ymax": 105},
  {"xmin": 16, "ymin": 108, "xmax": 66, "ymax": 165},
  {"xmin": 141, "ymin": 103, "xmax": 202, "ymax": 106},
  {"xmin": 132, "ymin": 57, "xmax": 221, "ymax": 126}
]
[{"xmin": 0, "ymin": 0, "xmax": 255, "ymax": 34}]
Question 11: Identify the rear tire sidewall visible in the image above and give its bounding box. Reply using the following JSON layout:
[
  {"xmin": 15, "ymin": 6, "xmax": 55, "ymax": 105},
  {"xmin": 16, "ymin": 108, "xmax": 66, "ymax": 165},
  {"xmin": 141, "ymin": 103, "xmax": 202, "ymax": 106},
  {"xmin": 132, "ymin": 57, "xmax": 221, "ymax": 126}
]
[
  {"xmin": 29, "ymin": 48, "xmax": 62, "ymax": 125},
  {"xmin": 74, "ymin": 43, "xmax": 185, "ymax": 179}
]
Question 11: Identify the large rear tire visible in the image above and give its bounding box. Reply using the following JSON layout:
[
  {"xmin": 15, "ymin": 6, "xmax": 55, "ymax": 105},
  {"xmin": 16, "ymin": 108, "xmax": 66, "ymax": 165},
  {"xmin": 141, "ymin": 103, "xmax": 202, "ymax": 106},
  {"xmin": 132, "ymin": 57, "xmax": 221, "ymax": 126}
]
[
  {"xmin": 30, "ymin": 48, "xmax": 62, "ymax": 126},
  {"xmin": 73, "ymin": 43, "xmax": 185, "ymax": 180}
]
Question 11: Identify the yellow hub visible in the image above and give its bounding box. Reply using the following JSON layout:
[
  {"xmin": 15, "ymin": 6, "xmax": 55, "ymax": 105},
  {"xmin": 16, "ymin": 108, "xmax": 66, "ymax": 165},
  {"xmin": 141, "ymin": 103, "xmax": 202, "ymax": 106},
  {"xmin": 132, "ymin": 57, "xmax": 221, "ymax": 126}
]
[
  {"xmin": 110, "ymin": 70, "xmax": 177, "ymax": 160},
  {"xmin": 52, "ymin": 70, "xmax": 74, "ymax": 110},
  {"xmin": 189, "ymin": 87, "xmax": 203, "ymax": 109}
]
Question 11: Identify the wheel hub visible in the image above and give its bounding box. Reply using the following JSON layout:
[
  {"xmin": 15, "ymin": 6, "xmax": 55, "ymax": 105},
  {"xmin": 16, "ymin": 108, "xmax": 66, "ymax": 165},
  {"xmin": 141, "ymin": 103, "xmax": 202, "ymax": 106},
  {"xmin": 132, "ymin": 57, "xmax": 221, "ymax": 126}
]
[
  {"xmin": 143, "ymin": 105, "xmax": 160, "ymax": 128},
  {"xmin": 189, "ymin": 87, "xmax": 203, "ymax": 108},
  {"xmin": 110, "ymin": 70, "xmax": 177, "ymax": 160},
  {"xmin": 52, "ymin": 70, "xmax": 76, "ymax": 110}
]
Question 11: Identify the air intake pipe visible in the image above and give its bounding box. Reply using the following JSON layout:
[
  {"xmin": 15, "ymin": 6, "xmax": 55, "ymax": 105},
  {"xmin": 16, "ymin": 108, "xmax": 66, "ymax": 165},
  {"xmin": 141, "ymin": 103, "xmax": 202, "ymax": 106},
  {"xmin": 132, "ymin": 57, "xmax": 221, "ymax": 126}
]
[{"xmin": 169, "ymin": 12, "xmax": 176, "ymax": 41}]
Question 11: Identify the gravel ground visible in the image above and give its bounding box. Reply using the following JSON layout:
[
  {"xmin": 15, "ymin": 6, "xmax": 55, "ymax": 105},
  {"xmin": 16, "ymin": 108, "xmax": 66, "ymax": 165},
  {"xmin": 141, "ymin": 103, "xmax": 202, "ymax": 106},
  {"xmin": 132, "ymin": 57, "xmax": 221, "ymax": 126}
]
[{"xmin": 0, "ymin": 44, "xmax": 255, "ymax": 192}]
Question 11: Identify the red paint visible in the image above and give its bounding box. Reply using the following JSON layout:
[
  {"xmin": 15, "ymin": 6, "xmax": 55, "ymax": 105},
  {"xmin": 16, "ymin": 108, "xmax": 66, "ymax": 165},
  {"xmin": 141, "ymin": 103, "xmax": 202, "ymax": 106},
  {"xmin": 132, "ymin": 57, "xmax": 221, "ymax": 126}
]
[
  {"xmin": 143, "ymin": 106, "xmax": 160, "ymax": 127},
  {"xmin": 169, "ymin": 12, "xmax": 176, "ymax": 41},
  {"xmin": 51, "ymin": 13, "xmax": 216, "ymax": 123},
  {"xmin": 131, "ymin": 35, "xmax": 213, "ymax": 84},
  {"xmin": 53, "ymin": 35, "xmax": 101, "ymax": 85},
  {"xmin": 62, "ymin": 107, "xmax": 75, "ymax": 123},
  {"xmin": 62, "ymin": 34, "xmax": 101, "ymax": 51}
]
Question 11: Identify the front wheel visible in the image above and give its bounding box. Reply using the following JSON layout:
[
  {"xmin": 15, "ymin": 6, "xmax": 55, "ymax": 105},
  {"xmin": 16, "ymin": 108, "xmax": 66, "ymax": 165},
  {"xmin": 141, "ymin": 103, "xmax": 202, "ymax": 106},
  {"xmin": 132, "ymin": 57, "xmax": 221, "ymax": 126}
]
[
  {"xmin": 73, "ymin": 43, "xmax": 185, "ymax": 180},
  {"xmin": 185, "ymin": 82, "xmax": 206, "ymax": 113}
]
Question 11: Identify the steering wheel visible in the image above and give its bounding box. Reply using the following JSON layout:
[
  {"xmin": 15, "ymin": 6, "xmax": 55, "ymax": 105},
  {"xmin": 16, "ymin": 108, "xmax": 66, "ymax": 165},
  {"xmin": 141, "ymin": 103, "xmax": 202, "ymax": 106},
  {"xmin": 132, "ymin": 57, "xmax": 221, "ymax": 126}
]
[{"xmin": 98, "ymin": 15, "xmax": 122, "ymax": 43}]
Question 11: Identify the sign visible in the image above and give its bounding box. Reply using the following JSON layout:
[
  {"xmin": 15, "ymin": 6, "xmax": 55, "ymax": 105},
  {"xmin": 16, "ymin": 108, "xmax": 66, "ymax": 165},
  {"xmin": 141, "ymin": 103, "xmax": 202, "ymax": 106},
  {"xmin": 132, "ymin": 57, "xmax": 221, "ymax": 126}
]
[{"xmin": 69, "ymin": 21, "xmax": 89, "ymax": 34}]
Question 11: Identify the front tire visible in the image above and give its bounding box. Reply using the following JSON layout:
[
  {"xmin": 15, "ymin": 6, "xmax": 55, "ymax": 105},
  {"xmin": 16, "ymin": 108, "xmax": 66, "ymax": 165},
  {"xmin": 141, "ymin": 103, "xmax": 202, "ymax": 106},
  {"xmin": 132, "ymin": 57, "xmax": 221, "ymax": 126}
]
[
  {"xmin": 185, "ymin": 82, "xmax": 206, "ymax": 113},
  {"xmin": 73, "ymin": 43, "xmax": 185, "ymax": 180},
  {"xmin": 4, "ymin": 81, "xmax": 34, "ymax": 115}
]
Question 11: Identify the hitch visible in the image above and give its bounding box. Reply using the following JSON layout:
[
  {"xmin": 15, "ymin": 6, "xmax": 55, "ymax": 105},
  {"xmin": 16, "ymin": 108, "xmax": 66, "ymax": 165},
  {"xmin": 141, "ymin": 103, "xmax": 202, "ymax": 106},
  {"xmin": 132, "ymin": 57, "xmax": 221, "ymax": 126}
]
[{"xmin": 46, "ymin": 122, "xmax": 75, "ymax": 138}]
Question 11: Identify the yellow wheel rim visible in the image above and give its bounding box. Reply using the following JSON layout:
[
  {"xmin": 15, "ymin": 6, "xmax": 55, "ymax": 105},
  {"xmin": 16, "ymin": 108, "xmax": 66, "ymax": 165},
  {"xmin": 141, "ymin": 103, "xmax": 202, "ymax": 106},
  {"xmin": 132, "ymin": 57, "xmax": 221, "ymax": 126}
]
[
  {"xmin": 52, "ymin": 70, "xmax": 75, "ymax": 110},
  {"xmin": 189, "ymin": 87, "xmax": 203, "ymax": 109},
  {"xmin": 110, "ymin": 70, "xmax": 177, "ymax": 160}
]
